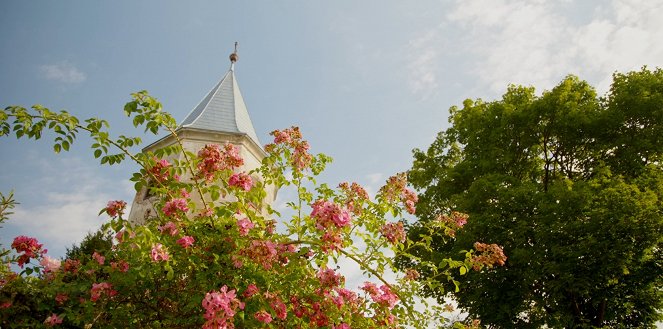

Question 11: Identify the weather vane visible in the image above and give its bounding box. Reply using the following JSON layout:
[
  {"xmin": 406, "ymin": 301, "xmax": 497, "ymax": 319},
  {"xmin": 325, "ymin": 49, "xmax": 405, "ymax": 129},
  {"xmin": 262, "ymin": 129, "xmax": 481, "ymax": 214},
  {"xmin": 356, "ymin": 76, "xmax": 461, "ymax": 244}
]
[{"xmin": 230, "ymin": 42, "xmax": 239, "ymax": 64}]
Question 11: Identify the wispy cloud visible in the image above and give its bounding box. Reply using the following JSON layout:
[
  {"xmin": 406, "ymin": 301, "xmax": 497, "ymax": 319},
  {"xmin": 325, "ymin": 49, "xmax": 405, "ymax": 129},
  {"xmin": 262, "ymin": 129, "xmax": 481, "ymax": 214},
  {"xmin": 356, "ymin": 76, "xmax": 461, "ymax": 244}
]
[
  {"xmin": 0, "ymin": 156, "xmax": 131, "ymax": 257},
  {"xmin": 407, "ymin": 30, "xmax": 441, "ymax": 99},
  {"xmin": 39, "ymin": 61, "xmax": 87, "ymax": 84},
  {"xmin": 445, "ymin": 0, "xmax": 663, "ymax": 95}
]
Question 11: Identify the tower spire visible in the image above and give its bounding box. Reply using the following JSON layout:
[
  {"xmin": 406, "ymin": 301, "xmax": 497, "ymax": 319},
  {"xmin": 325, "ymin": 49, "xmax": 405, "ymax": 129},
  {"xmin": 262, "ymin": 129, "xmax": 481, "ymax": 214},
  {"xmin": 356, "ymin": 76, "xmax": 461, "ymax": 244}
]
[{"xmin": 229, "ymin": 42, "xmax": 239, "ymax": 71}]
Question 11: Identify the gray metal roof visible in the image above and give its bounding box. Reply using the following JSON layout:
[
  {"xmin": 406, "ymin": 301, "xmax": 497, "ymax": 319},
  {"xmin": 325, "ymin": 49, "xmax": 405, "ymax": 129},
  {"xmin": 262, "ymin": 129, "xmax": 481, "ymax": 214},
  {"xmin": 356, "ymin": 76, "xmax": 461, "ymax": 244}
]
[{"xmin": 180, "ymin": 67, "xmax": 261, "ymax": 146}]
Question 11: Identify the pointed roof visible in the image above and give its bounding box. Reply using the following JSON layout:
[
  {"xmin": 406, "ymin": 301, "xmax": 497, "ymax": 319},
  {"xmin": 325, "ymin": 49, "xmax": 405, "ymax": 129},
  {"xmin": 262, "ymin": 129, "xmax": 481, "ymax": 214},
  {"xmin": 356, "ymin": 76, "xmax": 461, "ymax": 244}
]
[{"xmin": 179, "ymin": 57, "xmax": 261, "ymax": 146}]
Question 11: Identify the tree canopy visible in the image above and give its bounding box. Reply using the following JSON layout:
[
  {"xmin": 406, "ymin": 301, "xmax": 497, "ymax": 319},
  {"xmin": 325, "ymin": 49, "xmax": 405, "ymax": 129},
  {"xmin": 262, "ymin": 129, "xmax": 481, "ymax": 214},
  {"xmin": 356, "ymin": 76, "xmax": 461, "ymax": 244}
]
[{"xmin": 404, "ymin": 68, "xmax": 663, "ymax": 328}]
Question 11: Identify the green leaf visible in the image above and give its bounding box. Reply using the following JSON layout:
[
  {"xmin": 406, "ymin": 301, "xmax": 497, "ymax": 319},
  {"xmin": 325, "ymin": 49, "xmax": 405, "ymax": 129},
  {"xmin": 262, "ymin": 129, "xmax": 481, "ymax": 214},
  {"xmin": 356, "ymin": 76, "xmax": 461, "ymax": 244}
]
[{"xmin": 53, "ymin": 144, "xmax": 61, "ymax": 153}]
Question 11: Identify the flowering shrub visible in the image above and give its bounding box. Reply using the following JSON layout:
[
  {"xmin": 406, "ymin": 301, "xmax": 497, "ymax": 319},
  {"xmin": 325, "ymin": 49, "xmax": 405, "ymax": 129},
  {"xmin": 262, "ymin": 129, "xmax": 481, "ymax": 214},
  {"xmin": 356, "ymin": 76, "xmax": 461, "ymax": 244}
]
[{"xmin": 0, "ymin": 92, "xmax": 504, "ymax": 328}]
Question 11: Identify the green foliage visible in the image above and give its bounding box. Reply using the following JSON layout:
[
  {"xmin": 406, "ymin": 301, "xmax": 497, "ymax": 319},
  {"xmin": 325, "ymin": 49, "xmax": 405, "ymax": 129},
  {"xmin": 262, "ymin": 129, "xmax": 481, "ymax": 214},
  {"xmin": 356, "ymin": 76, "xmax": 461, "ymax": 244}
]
[
  {"xmin": 65, "ymin": 230, "xmax": 114, "ymax": 262},
  {"xmin": 0, "ymin": 92, "xmax": 479, "ymax": 328},
  {"xmin": 405, "ymin": 68, "xmax": 663, "ymax": 328}
]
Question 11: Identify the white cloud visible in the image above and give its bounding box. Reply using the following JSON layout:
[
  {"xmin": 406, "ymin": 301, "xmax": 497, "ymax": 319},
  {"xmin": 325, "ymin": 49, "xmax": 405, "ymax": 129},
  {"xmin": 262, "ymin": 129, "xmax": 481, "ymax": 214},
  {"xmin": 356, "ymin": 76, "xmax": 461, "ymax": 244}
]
[
  {"xmin": 408, "ymin": 30, "xmax": 441, "ymax": 99},
  {"xmin": 0, "ymin": 156, "xmax": 131, "ymax": 258},
  {"xmin": 40, "ymin": 61, "xmax": 87, "ymax": 84},
  {"xmin": 445, "ymin": 0, "xmax": 663, "ymax": 95}
]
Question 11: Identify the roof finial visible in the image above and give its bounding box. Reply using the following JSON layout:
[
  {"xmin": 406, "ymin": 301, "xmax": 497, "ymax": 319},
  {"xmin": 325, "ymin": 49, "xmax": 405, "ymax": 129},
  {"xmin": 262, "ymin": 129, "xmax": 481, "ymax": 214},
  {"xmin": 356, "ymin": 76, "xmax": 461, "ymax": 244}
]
[{"xmin": 229, "ymin": 42, "xmax": 239, "ymax": 70}]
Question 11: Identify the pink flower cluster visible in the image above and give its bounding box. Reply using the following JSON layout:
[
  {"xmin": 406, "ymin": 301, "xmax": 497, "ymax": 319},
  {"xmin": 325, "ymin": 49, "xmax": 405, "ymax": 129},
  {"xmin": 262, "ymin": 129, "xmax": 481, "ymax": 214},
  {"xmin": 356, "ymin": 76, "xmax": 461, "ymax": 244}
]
[
  {"xmin": 105, "ymin": 200, "xmax": 127, "ymax": 218},
  {"xmin": 162, "ymin": 198, "xmax": 189, "ymax": 217},
  {"xmin": 405, "ymin": 268, "xmax": 420, "ymax": 280},
  {"xmin": 339, "ymin": 182, "xmax": 369, "ymax": 215},
  {"xmin": 240, "ymin": 240, "xmax": 277, "ymax": 270},
  {"xmin": 151, "ymin": 243, "xmax": 169, "ymax": 262},
  {"xmin": 158, "ymin": 221, "xmax": 179, "ymax": 236},
  {"xmin": 269, "ymin": 296, "xmax": 288, "ymax": 321},
  {"xmin": 44, "ymin": 313, "xmax": 63, "ymax": 327},
  {"xmin": 197, "ymin": 143, "xmax": 244, "ymax": 182},
  {"xmin": 379, "ymin": 173, "xmax": 418, "ymax": 215},
  {"xmin": 55, "ymin": 293, "xmax": 68, "ymax": 305},
  {"xmin": 437, "ymin": 211, "xmax": 469, "ymax": 237},
  {"xmin": 317, "ymin": 267, "xmax": 345, "ymax": 289},
  {"xmin": 40, "ymin": 255, "xmax": 61, "ymax": 273},
  {"xmin": 11, "ymin": 235, "xmax": 45, "ymax": 268},
  {"xmin": 243, "ymin": 283, "xmax": 259, "ymax": 298},
  {"xmin": 380, "ymin": 221, "xmax": 406, "ymax": 244},
  {"xmin": 266, "ymin": 127, "xmax": 312, "ymax": 170},
  {"xmin": 90, "ymin": 282, "xmax": 117, "ymax": 302},
  {"xmin": 176, "ymin": 236, "xmax": 195, "ymax": 249},
  {"xmin": 311, "ymin": 200, "xmax": 351, "ymax": 230},
  {"xmin": 290, "ymin": 297, "xmax": 331, "ymax": 326},
  {"xmin": 471, "ymin": 242, "xmax": 507, "ymax": 270},
  {"xmin": 202, "ymin": 285, "xmax": 244, "ymax": 329},
  {"xmin": 149, "ymin": 158, "xmax": 178, "ymax": 183},
  {"xmin": 311, "ymin": 200, "xmax": 352, "ymax": 253},
  {"xmin": 110, "ymin": 260, "xmax": 130, "ymax": 272},
  {"xmin": 92, "ymin": 252, "xmax": 105, "ymax": 265},
  {"xmin": 228, "ymin": 172, "xmax": 253, "ymax": 191},
  {"xmin": 361, "ymin": 282, "xmax": 399, "ymax": 309},
  {"xmin": 236, "ymin": 215, "xmax": 254, "ymax": 236},
  {"xmin": 254, "ymin": 310, "xmax": 272, "ymax": 324},
  {"xmin": 63, "ymin": 259, "xmax": 80, "ymax": 274}
]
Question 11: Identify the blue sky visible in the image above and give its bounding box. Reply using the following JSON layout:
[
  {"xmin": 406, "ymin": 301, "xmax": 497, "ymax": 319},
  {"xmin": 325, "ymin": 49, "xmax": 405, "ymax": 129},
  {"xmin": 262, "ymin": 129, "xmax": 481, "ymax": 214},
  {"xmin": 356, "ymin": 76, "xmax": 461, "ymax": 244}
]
[{"xmin": 1, "ymin": 0, "xmax": 662, "ymax": 260}]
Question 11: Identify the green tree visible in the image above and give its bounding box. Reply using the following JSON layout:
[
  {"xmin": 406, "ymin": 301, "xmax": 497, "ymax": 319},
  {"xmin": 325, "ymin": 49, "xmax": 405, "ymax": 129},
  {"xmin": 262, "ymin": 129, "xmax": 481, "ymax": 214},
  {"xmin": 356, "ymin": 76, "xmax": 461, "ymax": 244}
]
[{"xmin": 404, "ymin": 68, "xmax": 663, "ymax": 328}]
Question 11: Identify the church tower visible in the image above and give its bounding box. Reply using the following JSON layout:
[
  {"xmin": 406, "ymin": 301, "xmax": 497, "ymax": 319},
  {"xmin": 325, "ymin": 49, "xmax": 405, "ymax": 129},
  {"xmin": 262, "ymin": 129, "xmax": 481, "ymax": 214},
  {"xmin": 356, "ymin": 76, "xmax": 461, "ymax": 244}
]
[{"xmin": 128, "ymin": 45, "xmax": 274, "ymax": 223}]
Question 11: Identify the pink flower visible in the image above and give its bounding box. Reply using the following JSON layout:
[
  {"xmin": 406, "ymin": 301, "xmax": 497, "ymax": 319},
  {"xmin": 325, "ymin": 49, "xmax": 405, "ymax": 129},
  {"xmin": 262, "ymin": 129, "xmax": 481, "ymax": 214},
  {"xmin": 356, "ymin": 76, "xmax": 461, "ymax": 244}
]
[
  {"xmin": 361, "ymin": 282, "xmax": 380, "ymax": 296},
  {"xmin": 162, "ymin": 198, "xmax": 188, "ymax": 217},
  {"xmin": 380, "ymin": 222, "xmax": 406, "ymax": 244},
  {"xmin": 254, "ymin": 310, "xmax": 273, "ymax": 324},
  {"xmin": 202, "ymin": 286, "xmax": 244, "ymax": 328},
  {"xmin": 267, "ymin": 127, "xmax": 313, "ymax": 170},
  {"xmin": 228, "ymin": 172, "xmax": 253, "ymax": 191},
  {"xmin": 63, "ymin": 259, "xmax": 80, "ymax": 273},
  {"xmin": 149, "ymin": 158, "xmax": 175, "ymax": 183},
  {"xmin": 361, "ymin": 282, "xmax": 399, "ymax": 309},
  {"xmin": 270, "ymin": 297, "xmax": 287, "ymax": 320},
  {"xmin": 339, "ymin": 182, "xmax": 370, "ymax": 214},
  {"xmin": 376, "ymin": 285, "xmax": 399, "ymax": 309},
  {"xmin": 40, "ymin": 255, "xmax": 61, "ymax": 273},
  {"xmin": 90, "ymin": 282, "xmax": 117, "ymax": 302},
  {"xmin": 55, "ymin": 293, "xmax": 68, "ymax": 305},
  {"xmin": 197, "ymin": 143, "xmax": 244, "ymax": 182},
  {"xmin": 92, "ymin": 252, "xmax": 105, "ymax": 265},
  {"xmin": 311, "ymin": 200, "xmax": 352, "ymax": 229},
  {"xmin": 11, "ymin": 235, "xmax": 45, "ymax": 268},
  {"xmin": 405, "ymin": 268, "xmax": 420, "ymax": 280},
  {"xmin": 321, "ymin": 231, "xmax": 343, "ymax": 253},
  {"xmin": 111, "ymin": 260, "xmax": 130, "ymax": 272},
  {"xmin": 317, "ymin": 267, "xmax": 344, "ymax": 288},
  {"xmin": 243, "ymin": 284, "xmax": 259, "ymax": 298},
  {"xmin": 158, "ymin": 221, "xmax": 179, "ymax": 236},
  {"xmin": 114, "ymin": 229, "xmax": 135, "ymax": 243},
  {"xmin": 471, "ymin": 242, "xmax": 507, "ymax": 270},
  {"xmin": 44, "ymin": 313, "xmax": 63, "ymax": 326},
  {"xmin": 335, "ymin": 288, "xmax": 359, "ymax": 308},
  {"xmin": 236, "ymin": 216, "xmax": 254, "ymax": 236},
  {"xmin": 105, "ymin": 200, "xmax": 127, "ymax": 218},
  {"xmin": 176, "ymin": 236, "xmax": 195, "ymax": 249},
  {"xmin": 333, "ymin": 324, "xmax": 351, "ymax": 329},
  {"xmin": 379, "ymin": 173, "xmax": 418, "ymax": 214},
  {"xmin": 240, "ymin": 240, "xmax": 278, "ymax": 270},
  {"xmin": 151, "ymin": 244, "xmax": 169, "ymax": 262}
]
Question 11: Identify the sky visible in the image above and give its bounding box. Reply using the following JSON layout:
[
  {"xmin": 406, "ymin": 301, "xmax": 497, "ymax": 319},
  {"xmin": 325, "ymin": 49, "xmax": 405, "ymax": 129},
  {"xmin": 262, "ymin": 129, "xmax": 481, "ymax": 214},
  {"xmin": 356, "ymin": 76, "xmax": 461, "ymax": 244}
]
[{"xmin": 1, "ymin": 0, "xmax": 662, "ymax": 266}]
